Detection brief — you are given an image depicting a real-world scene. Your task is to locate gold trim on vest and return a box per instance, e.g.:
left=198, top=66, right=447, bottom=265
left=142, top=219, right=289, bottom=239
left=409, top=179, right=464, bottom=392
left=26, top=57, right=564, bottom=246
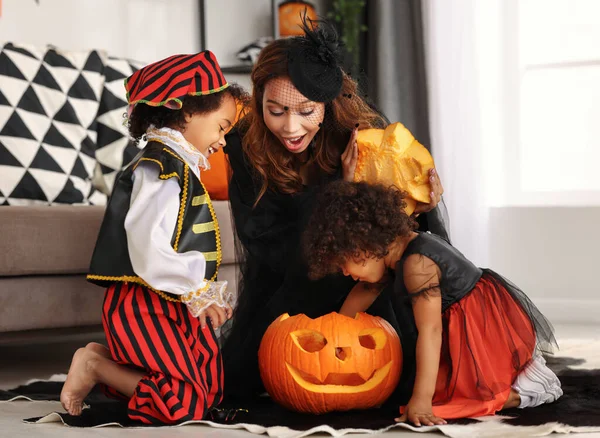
left=134, top=157, right=164, bottom=173
left=193, top=222, right=216, bottom=234
left=203, top=251, right=219, bottom=262
left=173, top=165, right=189, bottom=251
left=192, top=194, right=208, bottom=206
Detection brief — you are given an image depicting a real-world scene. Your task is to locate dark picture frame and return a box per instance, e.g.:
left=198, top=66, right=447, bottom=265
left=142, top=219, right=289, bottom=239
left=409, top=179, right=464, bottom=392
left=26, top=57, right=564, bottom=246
left=197, top=0, right=254, bottom=73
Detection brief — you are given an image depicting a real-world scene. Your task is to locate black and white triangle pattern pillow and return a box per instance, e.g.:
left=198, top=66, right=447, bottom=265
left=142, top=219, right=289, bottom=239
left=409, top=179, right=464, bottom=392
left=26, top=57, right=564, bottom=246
left=95, top=56, right=146, bottom=193
left=0, top=42, right=106, bottom=205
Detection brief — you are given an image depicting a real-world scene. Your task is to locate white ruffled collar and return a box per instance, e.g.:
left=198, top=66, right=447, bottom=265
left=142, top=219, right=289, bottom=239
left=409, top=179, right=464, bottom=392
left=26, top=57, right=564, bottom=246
left=145, top=126, right=211, bottom=173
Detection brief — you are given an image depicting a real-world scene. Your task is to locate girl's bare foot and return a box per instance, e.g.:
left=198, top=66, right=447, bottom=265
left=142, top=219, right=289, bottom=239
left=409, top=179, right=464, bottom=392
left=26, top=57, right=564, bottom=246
left=60, top=348, right=100, bottom=416
left=85, top=342, right=111, bottom=359
left=502, top=389, right=521, bottom=409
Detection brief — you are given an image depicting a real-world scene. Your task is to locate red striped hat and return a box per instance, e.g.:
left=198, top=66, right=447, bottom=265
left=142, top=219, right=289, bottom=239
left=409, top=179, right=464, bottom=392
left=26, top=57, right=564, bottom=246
left=125, top=51, right=229, bottom=109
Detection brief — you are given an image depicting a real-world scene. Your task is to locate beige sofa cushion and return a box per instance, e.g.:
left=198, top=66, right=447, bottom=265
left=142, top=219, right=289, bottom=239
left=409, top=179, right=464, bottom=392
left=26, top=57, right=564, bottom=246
left=0, top=206, right=105, bottom=276
left=0, top=201, right=236, bottom=277
left=0, top=265, right=238, bottom=333
left=211, top=200, right=236, bottom=265
left=0, top=275, right=105, bottom=332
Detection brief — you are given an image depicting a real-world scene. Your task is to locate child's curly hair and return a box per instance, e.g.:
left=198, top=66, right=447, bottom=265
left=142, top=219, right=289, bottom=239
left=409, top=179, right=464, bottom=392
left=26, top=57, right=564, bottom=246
left=303, top=181, right=418, bottom=280
left=128, top=83, right=249, bottom=144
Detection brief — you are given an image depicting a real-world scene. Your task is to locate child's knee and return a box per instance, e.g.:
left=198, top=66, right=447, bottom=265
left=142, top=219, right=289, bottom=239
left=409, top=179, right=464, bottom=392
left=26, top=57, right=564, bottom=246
left=85, top=342, right=112, bottom=359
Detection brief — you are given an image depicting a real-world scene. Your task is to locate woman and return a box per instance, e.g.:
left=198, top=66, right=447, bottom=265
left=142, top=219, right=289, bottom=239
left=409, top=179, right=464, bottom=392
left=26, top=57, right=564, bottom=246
left=221, top=17, right=445, bottom=402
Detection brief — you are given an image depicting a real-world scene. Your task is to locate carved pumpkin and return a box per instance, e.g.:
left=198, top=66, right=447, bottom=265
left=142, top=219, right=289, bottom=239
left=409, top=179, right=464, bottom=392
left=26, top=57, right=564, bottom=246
left=278, top=1, right=318, bottom=37
left=258, top=312, right=402, bottom=414
left=354, top=122, right=435, bottom=215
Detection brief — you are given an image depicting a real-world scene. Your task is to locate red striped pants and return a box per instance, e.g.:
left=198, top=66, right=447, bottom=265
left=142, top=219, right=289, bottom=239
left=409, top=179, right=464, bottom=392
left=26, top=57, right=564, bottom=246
left=101, top=283, right=223, bottom=424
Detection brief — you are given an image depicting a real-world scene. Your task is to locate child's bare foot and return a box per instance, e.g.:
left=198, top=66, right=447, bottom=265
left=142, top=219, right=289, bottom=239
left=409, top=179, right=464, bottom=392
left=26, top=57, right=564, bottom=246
left=85, top=342, right=111, bottom=359
left=60, top=347, right=100, bottom=416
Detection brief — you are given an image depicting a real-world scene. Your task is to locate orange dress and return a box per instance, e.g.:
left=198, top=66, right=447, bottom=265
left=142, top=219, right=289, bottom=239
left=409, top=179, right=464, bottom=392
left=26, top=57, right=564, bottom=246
left=395, top=232, right=556, bottom=419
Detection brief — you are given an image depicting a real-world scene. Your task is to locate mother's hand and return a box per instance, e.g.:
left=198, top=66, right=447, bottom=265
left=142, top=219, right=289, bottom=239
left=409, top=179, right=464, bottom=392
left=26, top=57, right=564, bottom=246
left=341, top=127, right=359, bottom=182
left=413, top=169, right=444, bottom=215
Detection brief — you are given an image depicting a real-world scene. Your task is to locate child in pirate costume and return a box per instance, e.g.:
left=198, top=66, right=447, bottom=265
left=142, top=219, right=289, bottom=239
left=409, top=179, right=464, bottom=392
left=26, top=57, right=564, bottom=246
left=59, top=51, right=248, bottom=424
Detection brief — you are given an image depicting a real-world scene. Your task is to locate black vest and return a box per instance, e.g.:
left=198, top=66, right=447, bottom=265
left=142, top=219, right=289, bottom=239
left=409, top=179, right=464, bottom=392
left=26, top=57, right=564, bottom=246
left=395, top=231, right=483, bottom=311
left=87, top=141, right=219, bottom=289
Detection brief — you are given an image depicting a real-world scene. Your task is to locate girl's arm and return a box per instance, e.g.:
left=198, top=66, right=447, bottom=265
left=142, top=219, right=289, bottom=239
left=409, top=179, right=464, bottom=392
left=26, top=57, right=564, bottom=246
left=339, top=281, right=387, bottom=317
left=397, top=254, right=446, bottom=426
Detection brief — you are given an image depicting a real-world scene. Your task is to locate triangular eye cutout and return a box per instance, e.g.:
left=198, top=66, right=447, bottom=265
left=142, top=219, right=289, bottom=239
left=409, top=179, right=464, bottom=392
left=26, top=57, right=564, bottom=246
left=291, top=330, right=327, bottom=353
left=278, top=313, right=290, bottom=322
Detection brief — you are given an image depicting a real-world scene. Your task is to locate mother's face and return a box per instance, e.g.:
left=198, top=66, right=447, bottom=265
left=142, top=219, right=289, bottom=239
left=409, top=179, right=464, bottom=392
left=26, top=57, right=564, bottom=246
left=262, top=77, right=325, bottom=155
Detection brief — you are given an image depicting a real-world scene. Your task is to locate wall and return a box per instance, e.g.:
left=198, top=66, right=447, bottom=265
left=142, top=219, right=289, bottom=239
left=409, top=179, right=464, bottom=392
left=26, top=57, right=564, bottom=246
left=206, top=0, right=326, bottom=89
left=0, top=0, right=326, bottom=90
left=488, top=206, right=600, bottom=324
left=0, top=0, right=199, bottom=64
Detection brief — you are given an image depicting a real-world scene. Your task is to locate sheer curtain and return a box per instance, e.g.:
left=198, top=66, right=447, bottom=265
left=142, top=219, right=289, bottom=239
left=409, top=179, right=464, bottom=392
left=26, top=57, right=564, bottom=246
left=421, top=0, right=495, bottom=267
left=343, top=0, right=494, bottom=261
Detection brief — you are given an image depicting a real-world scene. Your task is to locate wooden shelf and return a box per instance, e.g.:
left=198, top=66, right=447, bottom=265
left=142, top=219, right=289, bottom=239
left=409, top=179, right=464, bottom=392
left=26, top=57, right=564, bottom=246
left=222, top=65, right=253, bottom=74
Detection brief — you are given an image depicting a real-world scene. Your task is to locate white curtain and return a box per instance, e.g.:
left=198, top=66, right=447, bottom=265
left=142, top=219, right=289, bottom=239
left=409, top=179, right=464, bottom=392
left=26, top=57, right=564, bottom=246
left=421, top=0, right=498, bottom=267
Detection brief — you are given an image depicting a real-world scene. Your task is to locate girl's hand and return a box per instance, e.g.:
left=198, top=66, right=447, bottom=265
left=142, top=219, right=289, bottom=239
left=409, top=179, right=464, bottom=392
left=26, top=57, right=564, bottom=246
left=198, top=304, right=233, bottom=329
left=395, top=397, right=446, bottom=427
left=341, top=127, right=359, bottom=182
left=413, top=169, right=444, bottom=215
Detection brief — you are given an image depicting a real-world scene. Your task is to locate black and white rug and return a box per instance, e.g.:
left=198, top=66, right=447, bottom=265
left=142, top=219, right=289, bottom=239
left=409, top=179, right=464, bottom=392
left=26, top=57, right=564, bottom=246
left=2, top=340, right=600, bottom=437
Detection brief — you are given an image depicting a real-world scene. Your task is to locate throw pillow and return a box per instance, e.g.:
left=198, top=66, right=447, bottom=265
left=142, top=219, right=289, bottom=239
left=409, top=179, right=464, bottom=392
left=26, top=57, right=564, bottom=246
left=94, top=56, right=145, bottom=194
left=0, top=42, right=106, bottom=205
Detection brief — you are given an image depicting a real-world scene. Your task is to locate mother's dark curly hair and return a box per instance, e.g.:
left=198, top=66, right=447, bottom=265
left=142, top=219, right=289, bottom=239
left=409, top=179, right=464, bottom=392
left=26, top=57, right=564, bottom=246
left=303, top=181, right=417, bottom=280
left=128, top=83, right=249, bottom=144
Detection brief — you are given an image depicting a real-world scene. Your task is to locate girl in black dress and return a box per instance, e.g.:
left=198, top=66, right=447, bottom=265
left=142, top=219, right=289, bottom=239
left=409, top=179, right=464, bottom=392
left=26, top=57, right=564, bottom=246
left=302, top=181, right=562, bottom=425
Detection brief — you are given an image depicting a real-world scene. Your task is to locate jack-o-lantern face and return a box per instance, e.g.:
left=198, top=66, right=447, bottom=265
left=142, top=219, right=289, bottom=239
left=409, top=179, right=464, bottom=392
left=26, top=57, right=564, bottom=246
left=258, top=312, right=402, bottom=414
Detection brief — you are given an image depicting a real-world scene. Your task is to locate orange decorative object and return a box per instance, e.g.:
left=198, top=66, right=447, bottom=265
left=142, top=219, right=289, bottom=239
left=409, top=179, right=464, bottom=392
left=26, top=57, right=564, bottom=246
left=233, top=99, right=249, bottom=125
left=202, top=149, right=229, bottom=200
left=278, top=1, right=318, bottom=37
left=258, top=312, right=402, bottom=414
left=201, top=99, right=249, bottom=200
left=354, top=122, right=435, bottom=215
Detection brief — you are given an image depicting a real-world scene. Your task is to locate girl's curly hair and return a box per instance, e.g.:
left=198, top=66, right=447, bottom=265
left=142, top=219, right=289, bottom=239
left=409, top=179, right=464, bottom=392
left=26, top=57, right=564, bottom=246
left=303, top=181, right=417, bottom=280
left=128, top=83, right=249, bottom=144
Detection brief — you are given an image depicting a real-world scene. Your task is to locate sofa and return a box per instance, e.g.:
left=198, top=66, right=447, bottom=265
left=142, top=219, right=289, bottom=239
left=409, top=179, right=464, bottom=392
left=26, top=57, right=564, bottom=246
left=0, top=42, right=238, bottom=342
left=0, top=203, right=238, bottom=342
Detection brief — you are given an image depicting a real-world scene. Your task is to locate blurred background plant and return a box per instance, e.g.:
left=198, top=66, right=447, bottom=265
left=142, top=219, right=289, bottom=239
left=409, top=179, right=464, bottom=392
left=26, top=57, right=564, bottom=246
left=327, top=0, right=367, bottom=77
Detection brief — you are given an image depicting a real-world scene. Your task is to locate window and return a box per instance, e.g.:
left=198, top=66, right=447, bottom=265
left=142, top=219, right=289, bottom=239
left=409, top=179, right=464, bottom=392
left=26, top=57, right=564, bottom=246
left=505, top=0, right=600, bottom=205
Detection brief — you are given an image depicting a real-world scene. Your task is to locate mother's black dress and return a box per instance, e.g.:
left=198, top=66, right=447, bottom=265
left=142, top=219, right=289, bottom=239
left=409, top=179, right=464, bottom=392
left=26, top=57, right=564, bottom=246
left=220, top=125, right=450, bottom=405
